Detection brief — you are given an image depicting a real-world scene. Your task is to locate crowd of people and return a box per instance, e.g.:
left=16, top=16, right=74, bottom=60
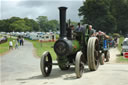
left=109, top=37, right=118, bottom=48
left=9, top=36, right=24, bottom=50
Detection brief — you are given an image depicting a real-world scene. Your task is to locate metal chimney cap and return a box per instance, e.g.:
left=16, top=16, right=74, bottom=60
left=59, top=7, right=67, bottom=10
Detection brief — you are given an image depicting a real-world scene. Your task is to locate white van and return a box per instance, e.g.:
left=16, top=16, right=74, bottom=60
left=29, top=33, right=39, bottom=40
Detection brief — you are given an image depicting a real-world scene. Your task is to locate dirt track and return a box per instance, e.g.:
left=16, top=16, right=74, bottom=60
left=0, top=41, right=128, bottom=85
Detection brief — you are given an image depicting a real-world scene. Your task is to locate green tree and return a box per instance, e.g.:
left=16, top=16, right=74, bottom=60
left=36, top=16, right=48, bottom=32
left=0, top=17, right=22, bottom=32
left=0, top=20, right=7, bottom=32
left=47, top=20, right=59, bottom=31
left=79, top=0, right=117, bottom=33
left=0, top=19, right=11, bottom=32
left=24, top=18, right=39, bottom=31
left=8, top=17, right=21, bottom=24
left=10, top=19, right=31, bottom=32
left=110, top=0, right=128, bottom=34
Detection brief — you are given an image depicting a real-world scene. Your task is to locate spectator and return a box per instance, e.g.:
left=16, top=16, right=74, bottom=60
left=15, top=41, right=19, bottom=49
left=9, top=41, right=13, bottom=50
left=21, top=37, right=24, bottom=46
left=114, top=37, right=117, bottom=43
left=111, top=39, right=115, bottom=47
left=19, top=38, right=22, bottom=46
left=114, top=37, right=118, bottom=47
left=17, top=37, right=20, bottom=43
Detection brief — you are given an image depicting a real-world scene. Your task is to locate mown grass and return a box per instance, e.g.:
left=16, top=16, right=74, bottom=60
left=117, top=36, right=128, bottom=62
left=0, top=37, right=16, bottom=55
left=27, top=39, right=57, bottom=60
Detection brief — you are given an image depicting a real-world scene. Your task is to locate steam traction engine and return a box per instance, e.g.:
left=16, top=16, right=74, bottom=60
left=40, top=7, right=101, bottom=78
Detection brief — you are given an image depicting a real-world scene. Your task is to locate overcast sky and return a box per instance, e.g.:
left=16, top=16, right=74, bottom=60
left=0, top=0, right=85, bottom=22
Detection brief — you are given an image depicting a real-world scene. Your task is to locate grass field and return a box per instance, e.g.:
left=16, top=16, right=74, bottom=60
left=28, top=39, right=57, bottom=60
left=0, top=37, right=16, bottom=55
left=117, top=36, right=128, bottom=62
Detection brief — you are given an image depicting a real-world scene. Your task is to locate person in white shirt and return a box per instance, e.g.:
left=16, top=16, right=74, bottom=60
left=9, top=41, right=13, bottom=50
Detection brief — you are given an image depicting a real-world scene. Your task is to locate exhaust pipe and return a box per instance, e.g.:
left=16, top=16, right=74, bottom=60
left=59, top=7, right=67, bottom=38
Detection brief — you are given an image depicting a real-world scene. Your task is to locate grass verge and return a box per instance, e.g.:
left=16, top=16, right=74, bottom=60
left=27, top=39, right=57, bottom=60
left=117, top=36, right=128, bottom=63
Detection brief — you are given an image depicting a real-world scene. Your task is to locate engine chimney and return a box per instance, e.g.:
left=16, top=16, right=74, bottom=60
left=59, top=7, right=67, bottom=38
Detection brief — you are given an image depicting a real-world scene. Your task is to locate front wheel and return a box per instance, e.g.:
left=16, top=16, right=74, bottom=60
left=75, top=51, right=84, bottom=78
left=105, top=51, right=110, bottom=62
left=40, top=51, right=52, bottom=77
left=87, top=37, right=100, bottom=71
left=99, top=53, right=105, bottom=65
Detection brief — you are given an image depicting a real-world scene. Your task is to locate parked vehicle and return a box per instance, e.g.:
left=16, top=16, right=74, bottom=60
left=29, top=33, right=39, bottom=40
left=121, top=38, right=128, bottom=55
left=125, top=34, right=128, bottom=38
left=0, top=36, right=8, bottom=44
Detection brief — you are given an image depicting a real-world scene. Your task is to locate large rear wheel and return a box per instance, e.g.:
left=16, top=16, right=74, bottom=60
left=87, top=37, right=99, bottom=71
left=75, top=51, right=84, bottom=78
left=40, top=51, right=52, bottom=77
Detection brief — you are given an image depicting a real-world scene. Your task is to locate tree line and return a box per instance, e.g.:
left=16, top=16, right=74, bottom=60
left=79, top=0, right=128, bottom=34
left=0, top=16, right=78, bottom=32
left=0, top=16, right=59, bottom=32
